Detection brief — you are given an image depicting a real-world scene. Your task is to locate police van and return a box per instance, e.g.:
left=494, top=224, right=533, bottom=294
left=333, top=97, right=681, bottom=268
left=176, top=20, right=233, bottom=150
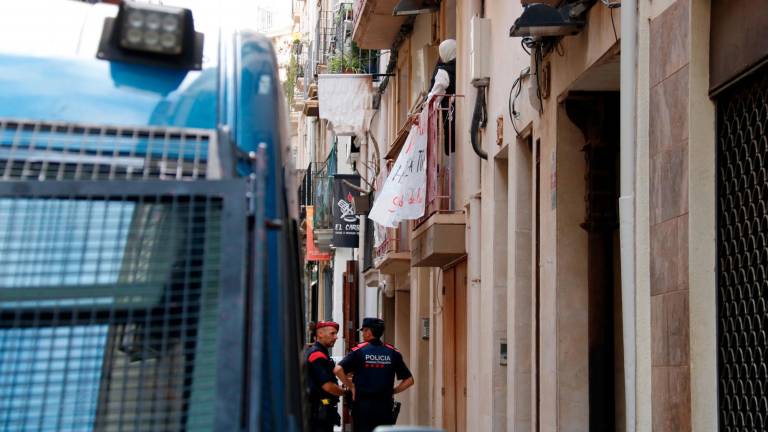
left=0, top=1, right=305, bottom=430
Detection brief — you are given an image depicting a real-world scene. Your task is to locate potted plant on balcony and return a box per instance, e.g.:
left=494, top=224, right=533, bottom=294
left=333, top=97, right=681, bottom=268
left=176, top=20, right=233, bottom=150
left=328, top=53, right=363, bottom=73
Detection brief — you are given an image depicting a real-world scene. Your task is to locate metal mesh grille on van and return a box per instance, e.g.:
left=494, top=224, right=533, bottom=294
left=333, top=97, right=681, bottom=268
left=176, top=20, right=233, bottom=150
left=0, top=119, right=213, bottom=181
left=0, top=190, right=224, bottom=431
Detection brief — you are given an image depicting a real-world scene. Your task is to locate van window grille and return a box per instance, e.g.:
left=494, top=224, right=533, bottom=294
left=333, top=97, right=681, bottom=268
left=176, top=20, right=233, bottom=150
left=717, top=67, right=768, bottom=431
left=0, top=120, right=213, bottom=181
left=0, top=184, right=237, bottom=431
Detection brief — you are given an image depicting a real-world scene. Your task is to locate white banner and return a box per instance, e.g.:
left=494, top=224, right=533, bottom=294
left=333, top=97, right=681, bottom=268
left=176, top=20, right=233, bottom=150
left=368, top=108, right=429, bottom=228
left=318, top=74, right=373, bottom=137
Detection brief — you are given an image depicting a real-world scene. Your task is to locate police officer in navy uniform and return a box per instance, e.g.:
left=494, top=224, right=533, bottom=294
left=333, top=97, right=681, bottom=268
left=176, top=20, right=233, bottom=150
left=334, top=317, right=414, bottom=432
left=305, top=321, right=345, bottom=432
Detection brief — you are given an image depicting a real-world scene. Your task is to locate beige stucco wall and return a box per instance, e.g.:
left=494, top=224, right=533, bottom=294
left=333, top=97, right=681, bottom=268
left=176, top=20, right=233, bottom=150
left=687, top=1, right=717, bottom=431
left=507, top=130, right=534, bottom=432
left=307, top=0, right=726, bottom=429
left=360, top=2, right=629, bottom=430
left=451, top=1, right=620, bottom=431
left=635, top=0, right=653, bottom=431
left=394, top=278, right=413, bottom=423
left=508, top=4, right=619, bottom=432
left=409, top=267, right=432, bottom=425
left=454, top=1, right=480, bottom=429
left=429, top=266, right=445, bottom=427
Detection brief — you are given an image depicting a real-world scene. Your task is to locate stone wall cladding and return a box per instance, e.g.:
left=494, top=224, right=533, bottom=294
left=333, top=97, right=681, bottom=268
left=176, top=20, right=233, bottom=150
left=648, top=0, right=692, bottom=431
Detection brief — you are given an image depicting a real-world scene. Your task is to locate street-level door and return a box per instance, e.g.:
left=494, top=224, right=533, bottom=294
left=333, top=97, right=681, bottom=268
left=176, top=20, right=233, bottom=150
left=565, top=92, right=623, bottom=431
left=443, top=259, right=467, bottom=432
left=717, top=65, right=768, bottom=431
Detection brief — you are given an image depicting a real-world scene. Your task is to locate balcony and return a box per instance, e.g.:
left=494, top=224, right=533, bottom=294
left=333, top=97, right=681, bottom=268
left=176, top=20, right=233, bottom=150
left=352, top=0, right=407, bottom=49
left=374, top=222, right=410, bottom=274
left=303, top=83, right=319, bottom=117
left=366, top=163, right=409, bottom=274
left=411, top=98, right=466, bottom=267
left=310, top=160, right=334, bottom=251
left=318, top=2, right=381, bottom=76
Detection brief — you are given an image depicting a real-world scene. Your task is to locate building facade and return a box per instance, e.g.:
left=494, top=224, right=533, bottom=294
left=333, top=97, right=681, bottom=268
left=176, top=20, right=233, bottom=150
left=286, top=0, right=768, bottom=431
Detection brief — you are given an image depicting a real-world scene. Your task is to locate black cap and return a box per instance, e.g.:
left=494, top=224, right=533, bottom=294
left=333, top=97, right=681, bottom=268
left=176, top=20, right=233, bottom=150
left=358, top=317, right=385, bottom=331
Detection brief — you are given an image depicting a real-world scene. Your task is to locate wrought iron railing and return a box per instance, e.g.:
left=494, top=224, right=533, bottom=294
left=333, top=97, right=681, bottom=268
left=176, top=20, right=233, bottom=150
left=309, top=160, right=334, bottom=230
left=318, top=2, right=379, bottom=76
left=374, top=222, right=410, bottom=261
left=362, top=216, right=375, bottom=271
left=372, top=161, right=409, bottom=261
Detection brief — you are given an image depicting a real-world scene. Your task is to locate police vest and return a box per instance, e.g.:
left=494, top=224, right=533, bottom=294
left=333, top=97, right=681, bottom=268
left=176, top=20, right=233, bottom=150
left=338, top=339, right=412, bottom=398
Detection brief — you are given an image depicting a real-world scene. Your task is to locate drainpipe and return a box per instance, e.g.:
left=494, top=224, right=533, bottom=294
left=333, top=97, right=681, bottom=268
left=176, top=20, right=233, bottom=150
left=619, top=1, right=637, bottom=431
left=463, top=0, right=483, bottom=427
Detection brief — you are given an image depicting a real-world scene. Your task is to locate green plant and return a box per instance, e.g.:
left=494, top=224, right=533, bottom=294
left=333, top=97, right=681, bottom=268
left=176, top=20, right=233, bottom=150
left=328, top=53, right=363, bottom=73
left=283, top=53, right=298, bottom=105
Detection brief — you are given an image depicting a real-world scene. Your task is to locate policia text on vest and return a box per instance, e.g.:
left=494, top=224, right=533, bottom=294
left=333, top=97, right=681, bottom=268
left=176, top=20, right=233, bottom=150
left=334, top=317, right=415, bottom=432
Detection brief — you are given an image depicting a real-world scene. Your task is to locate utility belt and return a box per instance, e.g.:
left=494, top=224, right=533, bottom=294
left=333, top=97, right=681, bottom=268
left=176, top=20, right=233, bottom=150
left=310, top=397, right=340, bottom=425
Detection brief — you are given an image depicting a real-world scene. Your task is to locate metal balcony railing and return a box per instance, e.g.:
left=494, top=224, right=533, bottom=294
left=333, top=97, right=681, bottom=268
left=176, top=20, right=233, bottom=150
left=374, top=222, right=410, bottom=261
left=416, top=97, right=459, bottom=227
left=297, top=166, right=311, bottom=219
left=371, top=161, right=409, bottom=261
left=317, top=2, right=379, bottom=77
left=362, top=216, right=374, bottom=271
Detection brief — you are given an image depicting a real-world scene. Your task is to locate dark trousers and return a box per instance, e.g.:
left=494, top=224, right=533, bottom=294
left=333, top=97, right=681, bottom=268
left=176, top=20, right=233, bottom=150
left=352, top=398, right=394, bottom=432
left=309, top=401, right=338, bottom=432
left=308, top=419, right=334, bottom=432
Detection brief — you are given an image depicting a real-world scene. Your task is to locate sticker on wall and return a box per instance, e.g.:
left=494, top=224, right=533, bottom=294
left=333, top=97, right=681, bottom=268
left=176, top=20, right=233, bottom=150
left=550, top=149, right=557, bottom=210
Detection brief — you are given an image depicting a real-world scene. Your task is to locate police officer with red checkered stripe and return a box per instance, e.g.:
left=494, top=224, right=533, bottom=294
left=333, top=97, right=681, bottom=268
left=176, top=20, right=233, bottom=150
left=334, top=317, right=414, bottom=432
left=305, top=321, right=345, bottom=432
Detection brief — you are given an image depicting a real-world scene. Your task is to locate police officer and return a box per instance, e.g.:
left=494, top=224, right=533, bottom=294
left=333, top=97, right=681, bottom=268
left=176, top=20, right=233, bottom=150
left=333, top=317, right=414, bottom=432
left=305, top=321, right=345, bottom=432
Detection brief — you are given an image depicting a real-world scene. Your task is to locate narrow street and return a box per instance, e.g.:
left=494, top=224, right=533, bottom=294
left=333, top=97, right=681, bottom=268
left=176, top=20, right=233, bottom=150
left=285, top=0, right=768, bottom=431
left=0, top=1, right=765, bottom=431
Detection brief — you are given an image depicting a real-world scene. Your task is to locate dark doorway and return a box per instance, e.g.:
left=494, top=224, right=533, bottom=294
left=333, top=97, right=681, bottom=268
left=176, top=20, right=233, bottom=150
left=565, top=92, right=623, bottom=432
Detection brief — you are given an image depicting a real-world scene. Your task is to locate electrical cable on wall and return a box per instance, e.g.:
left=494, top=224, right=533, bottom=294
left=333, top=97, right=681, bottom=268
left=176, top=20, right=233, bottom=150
left=508, top=67, right=530, bottom=136
left=601, top=0, right=622, bottom=43
left=377, top=17, right=416, bottom=95
left=533, top=44, right=544, bottom=114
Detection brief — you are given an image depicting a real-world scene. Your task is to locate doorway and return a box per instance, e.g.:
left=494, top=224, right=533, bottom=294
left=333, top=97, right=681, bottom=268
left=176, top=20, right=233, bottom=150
left=564, top=91, right=623, bottom=432
left=442, top=259, right=467, bottom=432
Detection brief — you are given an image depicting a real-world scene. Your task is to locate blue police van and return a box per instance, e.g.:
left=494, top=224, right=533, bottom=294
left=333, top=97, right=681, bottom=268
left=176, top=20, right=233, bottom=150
left=0, top=1, right=305, bottom=430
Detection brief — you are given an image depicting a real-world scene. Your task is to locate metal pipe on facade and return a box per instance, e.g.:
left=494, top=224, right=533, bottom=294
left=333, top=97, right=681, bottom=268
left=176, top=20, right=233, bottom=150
left=470, top=79, right=489, bottom=160
left=619, top=0, right=638, bottom=431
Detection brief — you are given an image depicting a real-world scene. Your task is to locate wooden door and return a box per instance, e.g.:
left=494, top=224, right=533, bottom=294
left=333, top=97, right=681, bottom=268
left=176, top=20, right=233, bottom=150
left=454, top=260, right=467, bottom=432
left=443, top=259, right=467, bottom=432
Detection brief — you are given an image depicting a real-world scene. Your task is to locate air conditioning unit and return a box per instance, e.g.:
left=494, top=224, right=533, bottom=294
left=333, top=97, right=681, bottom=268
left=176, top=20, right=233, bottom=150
left=314, top=228, right=334, bottom=251
left=470, top=16, right=491, bottom=82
